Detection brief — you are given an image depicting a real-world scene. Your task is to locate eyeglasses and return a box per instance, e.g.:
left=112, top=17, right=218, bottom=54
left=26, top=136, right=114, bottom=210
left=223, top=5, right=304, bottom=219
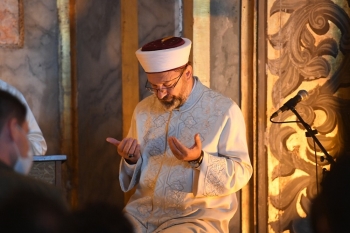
left=145, top=65, right=187, bottom=94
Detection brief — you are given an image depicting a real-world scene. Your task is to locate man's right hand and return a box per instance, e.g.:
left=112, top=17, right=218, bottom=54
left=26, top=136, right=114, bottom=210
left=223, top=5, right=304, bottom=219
left=106, top=137, right=141, bottom=164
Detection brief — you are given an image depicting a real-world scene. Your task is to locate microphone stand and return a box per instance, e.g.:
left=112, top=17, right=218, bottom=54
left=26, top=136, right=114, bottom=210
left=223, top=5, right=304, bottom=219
left=289, top=107, right=335, bottom=166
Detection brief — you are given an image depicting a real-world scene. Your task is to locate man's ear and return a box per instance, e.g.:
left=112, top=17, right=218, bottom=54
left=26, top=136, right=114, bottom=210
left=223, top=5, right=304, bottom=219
left=8, top=118, right=19, bottom=141
left=185, top=64, right=193, bottom=78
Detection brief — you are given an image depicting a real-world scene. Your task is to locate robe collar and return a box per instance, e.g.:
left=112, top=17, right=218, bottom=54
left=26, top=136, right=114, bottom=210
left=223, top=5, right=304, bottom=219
left=176, top=76, right=206, bottom=112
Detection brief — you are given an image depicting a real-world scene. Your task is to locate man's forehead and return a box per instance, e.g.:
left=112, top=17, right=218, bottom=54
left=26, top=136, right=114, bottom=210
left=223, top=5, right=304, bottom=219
left=147, top=70, right=177, bottom=83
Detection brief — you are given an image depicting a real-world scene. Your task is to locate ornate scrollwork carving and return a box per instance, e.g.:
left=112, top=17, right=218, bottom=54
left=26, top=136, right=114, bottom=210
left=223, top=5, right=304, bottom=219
left=267, top=0, right=350, bottom=232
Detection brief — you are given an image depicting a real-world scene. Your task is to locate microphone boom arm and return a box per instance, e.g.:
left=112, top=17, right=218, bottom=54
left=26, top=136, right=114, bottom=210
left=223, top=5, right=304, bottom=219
left=289, top=107, right=335, bottom=165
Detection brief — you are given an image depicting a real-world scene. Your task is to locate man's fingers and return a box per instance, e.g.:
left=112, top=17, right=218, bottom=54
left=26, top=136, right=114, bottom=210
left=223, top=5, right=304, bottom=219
left=168, top=137, right=187, bottom=156
left=127, top=140, right=139, bottom=156
left=174, top=140, right=187, bottom=154
left=168, top=137, right=180, bottom=154
left=170, top=134, right=201, bottom=153
left=116, top=138, right=141, bottom=157
left=106, top=137, right=120, bottom=146
left=107, top=137, right=140, bottom=163
left=194, top=133, right=202, bottom=149
left=168, top=134, right=203, bottom=161
left=119, top=138, right=134, bottom=155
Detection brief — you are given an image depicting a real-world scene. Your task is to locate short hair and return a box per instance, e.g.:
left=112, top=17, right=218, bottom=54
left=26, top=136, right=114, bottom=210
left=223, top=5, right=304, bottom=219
left=0, top=90, right=27, bottom=132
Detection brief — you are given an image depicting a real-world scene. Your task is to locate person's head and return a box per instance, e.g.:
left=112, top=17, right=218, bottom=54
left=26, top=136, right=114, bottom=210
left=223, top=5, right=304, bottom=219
left=0, top=90, right=32, bottom=174
left=136, top=36, right=193, bottom=111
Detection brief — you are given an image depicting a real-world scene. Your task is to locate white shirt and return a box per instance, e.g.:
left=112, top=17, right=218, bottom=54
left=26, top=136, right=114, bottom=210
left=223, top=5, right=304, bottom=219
left=0, top=80, right=47, bottom=155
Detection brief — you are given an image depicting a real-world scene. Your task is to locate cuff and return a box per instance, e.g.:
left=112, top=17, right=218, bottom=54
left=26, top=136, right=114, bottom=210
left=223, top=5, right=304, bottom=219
left=122, top=159, right=137, bottom=176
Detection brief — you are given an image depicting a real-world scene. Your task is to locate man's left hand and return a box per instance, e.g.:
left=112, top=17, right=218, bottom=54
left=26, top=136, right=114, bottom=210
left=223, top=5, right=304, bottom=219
left=168, top=133, right=202, bottom=161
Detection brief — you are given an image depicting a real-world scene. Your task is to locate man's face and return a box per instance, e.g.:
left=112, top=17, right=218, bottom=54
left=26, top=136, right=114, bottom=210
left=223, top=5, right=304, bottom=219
left=146, top=65, right=191, bottom=111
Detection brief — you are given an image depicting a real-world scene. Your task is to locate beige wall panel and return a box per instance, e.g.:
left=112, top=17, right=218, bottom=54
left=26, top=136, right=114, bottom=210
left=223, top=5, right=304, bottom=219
left=193, top=0, right=210, bottom=87
left=121, top=0, right=139, bottom=137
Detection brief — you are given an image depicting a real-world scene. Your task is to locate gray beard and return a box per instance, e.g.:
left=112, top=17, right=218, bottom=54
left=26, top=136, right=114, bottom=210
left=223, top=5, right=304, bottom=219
left=158, top=78, right=191, bottom=111
left=159, top=96, right=185, bottom=111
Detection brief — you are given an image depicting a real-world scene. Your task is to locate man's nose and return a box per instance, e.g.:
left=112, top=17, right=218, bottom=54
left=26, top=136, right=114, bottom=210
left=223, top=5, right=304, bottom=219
left=157, top=89, right=167, bottom=99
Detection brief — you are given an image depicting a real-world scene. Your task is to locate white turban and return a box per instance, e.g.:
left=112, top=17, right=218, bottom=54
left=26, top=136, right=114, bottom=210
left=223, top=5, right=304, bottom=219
left=135, top=37, right=192, bottom=73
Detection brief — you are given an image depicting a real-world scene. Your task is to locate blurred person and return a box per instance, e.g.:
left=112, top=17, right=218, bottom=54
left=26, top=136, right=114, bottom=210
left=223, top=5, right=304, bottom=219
left=310, top=155, right=350, bottom=233
left=71, top=202, right=134, bottom=233
left=0, top=190, right=71, bottom=233
left=0, top=79, right=47, bottom=155
left=107, top=36, right=252, bottom=232
left=0, top=90, right=68, bottom=207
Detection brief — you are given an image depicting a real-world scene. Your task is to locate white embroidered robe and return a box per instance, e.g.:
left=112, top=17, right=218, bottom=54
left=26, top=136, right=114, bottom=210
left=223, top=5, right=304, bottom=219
left=119, top=78, right=252, bottom=233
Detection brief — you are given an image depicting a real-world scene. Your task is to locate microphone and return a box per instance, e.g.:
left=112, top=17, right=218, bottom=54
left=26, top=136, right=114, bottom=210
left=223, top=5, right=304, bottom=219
left=270, top=90, right=309, bottom=119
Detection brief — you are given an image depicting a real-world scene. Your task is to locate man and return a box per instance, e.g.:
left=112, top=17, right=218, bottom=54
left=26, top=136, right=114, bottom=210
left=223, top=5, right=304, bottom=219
left=107, top=36, right=252, bottom=232
left=0, top=90, right=67, bottom=206
left=0, top=79, right=47, bottom=155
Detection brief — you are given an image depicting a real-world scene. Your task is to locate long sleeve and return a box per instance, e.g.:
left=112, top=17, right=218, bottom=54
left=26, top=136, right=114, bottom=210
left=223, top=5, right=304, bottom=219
left=194, top=103, right=252, bottom=197
left=119, top=110, right=142, bottom=192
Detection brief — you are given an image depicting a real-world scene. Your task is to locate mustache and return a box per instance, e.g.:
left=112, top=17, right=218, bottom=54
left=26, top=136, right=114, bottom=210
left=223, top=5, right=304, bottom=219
left=158, top=95, right=172, bottom=102
left=159, top=99, right=174, bottom=106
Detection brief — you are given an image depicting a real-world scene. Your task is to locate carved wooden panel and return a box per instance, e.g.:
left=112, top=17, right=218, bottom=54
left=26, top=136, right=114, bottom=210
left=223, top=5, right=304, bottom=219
left=266, top=0, right=350, bottom=232
left=29, top=161, right=56, bottom=185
